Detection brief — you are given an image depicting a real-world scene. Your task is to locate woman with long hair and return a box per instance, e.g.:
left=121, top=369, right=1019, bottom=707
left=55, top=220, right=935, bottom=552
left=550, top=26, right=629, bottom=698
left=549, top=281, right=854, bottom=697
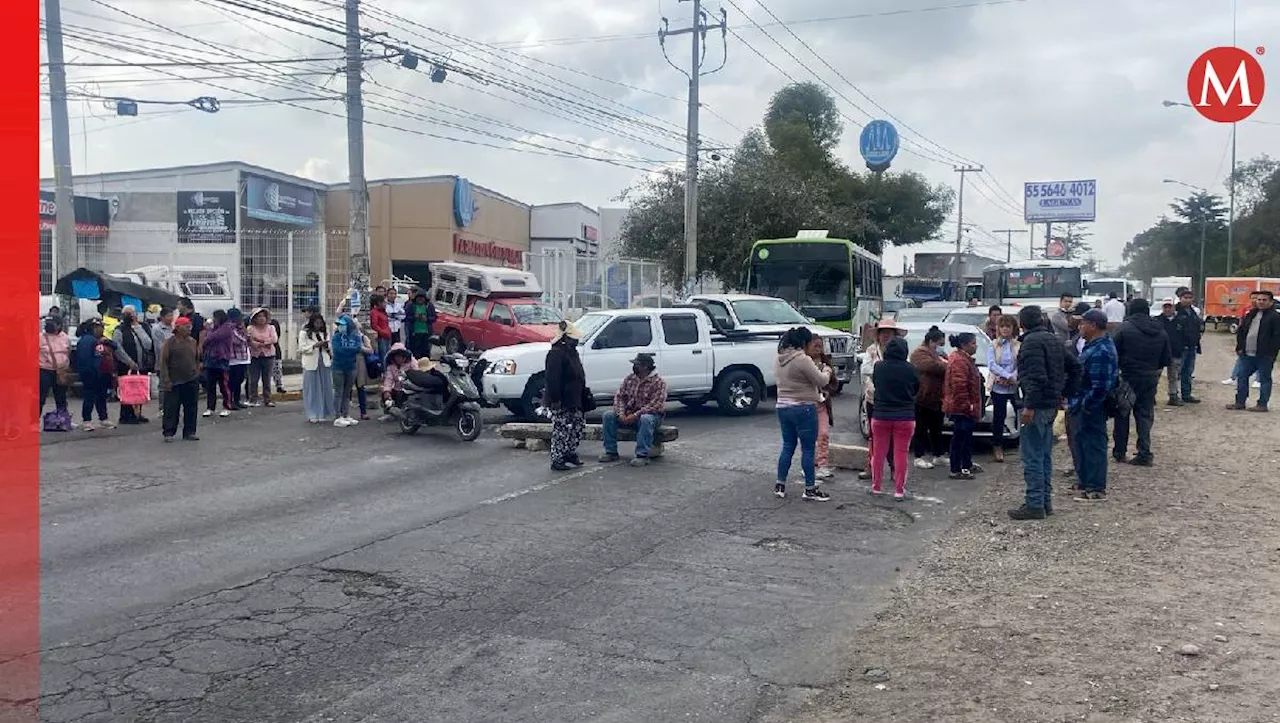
left=773, top=326, right=833, bottom=501
left=544, top=321, right=587, bottom=471
left=987, top=314, right=1021, bottom=462
left=870, top=337, right=920, bottom=500
left=298, top=312, right=335, bottom=423
left=909, top=325, right=948, bottom=469
left=943, top=331, right=983, bottom=480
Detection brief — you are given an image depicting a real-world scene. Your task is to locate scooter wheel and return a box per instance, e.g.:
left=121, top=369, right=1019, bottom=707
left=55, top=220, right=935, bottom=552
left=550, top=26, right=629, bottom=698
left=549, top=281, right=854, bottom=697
left=454, top=409, right=482, bottom=442
left=399, top=416, right=421, bottom=435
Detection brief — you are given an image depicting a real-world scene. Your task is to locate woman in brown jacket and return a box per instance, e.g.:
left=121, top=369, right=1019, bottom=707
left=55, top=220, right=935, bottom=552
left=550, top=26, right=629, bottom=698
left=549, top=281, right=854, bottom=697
left=909, top=326, right=948, bottom=469
left=942, top=331, right=983, bottom=480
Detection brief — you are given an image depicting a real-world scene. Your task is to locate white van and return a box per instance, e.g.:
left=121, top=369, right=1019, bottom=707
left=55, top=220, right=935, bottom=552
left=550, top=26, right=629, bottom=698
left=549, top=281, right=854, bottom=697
left=119, top=265, right=235, bottom=316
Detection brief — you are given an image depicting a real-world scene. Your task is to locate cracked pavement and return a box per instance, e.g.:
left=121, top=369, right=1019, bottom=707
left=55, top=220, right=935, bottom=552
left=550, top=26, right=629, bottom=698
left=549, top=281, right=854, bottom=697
left=23, top=397, right=986, bottom=722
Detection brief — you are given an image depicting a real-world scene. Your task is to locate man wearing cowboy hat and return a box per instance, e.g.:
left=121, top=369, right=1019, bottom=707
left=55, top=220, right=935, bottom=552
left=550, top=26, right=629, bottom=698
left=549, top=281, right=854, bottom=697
left=599, top=352, right=668, bottom=467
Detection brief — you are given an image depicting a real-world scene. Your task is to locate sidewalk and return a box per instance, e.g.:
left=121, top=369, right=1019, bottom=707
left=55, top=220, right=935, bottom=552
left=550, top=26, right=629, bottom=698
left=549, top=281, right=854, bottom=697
left=783, top=337, right=1280, bottom=723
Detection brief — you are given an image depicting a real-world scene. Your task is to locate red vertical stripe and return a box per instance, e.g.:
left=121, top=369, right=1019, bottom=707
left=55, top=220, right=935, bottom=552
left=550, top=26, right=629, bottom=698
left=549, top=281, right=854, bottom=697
left=0, top=0, right=41, bottom=719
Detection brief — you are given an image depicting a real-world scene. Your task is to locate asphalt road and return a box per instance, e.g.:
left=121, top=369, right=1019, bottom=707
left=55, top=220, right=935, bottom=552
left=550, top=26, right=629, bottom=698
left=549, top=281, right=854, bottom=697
left=28, top=393, right=989, bottom=723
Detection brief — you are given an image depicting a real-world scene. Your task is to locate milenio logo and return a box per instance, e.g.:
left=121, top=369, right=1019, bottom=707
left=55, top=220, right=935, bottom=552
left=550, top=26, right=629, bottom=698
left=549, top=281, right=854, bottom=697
left=1187, top=46, right=1266, bottom=123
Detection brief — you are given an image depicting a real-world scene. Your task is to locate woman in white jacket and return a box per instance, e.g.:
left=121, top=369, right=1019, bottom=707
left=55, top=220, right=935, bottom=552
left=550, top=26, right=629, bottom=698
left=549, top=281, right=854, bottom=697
left=298, top=312, right=336, bottom=423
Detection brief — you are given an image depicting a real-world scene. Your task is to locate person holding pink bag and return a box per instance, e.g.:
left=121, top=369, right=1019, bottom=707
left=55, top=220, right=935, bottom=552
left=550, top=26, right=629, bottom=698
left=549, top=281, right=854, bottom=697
left=868, top=337, right=920, bottom=500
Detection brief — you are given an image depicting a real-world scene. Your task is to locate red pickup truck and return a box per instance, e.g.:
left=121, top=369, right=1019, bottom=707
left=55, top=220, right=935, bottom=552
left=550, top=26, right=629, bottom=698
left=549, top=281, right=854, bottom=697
left=436, top=296, right=565, bottom=354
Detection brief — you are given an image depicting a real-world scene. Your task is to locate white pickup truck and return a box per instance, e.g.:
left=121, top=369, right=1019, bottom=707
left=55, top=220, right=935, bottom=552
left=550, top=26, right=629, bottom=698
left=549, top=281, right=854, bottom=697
left=686, top=293, right=857, bottom=389
left=480, top=307, right=781, bottom=419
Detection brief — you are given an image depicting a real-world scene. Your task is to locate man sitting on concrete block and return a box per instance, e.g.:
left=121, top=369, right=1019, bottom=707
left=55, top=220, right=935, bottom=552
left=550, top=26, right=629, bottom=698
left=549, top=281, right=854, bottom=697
left=599, top=352, right=668, bottom=467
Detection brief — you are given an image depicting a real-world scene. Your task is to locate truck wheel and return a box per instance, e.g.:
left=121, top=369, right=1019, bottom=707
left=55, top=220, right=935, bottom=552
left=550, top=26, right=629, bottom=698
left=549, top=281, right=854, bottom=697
left=715, top=370, right=761, bottom=416
left=857, top=397, right=871, bottom=440
left=518, top=375, right=546, bottom=420
left=1228, top=322, right=1239, bottom=335
left=442, top=329, right=464, bottom=355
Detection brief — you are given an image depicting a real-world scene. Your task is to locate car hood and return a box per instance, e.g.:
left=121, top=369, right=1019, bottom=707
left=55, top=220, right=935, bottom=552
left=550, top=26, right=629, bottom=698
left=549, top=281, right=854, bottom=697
left=524, top=324, right=561, bottom=340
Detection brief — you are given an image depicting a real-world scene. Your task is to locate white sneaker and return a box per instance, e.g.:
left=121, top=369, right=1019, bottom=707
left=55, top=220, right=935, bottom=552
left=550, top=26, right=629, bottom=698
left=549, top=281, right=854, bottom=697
left=815, top=467, right=834, bottom=480
left=202, top=410, right=213, bottom=418
left=218, top=409, right=231, bottom=417
left=1221, top=378, right=1236, bottom=386
left=1253, top=380, right=1263, bottom=389
left=333, top=417, right=350, bottom=428
left=346, top=416, right=359, bottom=425
left=914, top=457, right=934, bottom=470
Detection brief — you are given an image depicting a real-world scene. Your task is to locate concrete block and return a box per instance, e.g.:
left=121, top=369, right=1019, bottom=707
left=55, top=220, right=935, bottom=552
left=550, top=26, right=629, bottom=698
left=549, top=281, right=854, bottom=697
left=829, top=442, right=869, bottom=471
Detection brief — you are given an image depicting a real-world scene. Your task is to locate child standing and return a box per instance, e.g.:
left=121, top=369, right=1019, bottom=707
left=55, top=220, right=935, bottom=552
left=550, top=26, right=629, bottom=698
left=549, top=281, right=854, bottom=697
left=813, top=350, right=838, bottom=480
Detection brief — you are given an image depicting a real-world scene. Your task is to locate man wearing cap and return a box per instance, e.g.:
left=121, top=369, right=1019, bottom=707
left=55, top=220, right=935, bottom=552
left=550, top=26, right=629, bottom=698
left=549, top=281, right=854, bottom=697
left=158, top=316, right=201, bottom=442
left=600, top=353, right=668, bottom=467
left=1112, top=298, right=1171, bottom=465
left=1157, top=298, right=1189, bottom=406
left=1069, top=309, right=1118, bottom=501
left=1060, top=301, right=1093, bottom=479
left=1173, top=287, right=1203, bottom=404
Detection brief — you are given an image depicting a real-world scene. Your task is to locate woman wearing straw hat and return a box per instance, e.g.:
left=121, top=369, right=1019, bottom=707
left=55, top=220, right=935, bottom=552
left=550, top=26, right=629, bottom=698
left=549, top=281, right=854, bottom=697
left=545, top=320, right=589, bottom=471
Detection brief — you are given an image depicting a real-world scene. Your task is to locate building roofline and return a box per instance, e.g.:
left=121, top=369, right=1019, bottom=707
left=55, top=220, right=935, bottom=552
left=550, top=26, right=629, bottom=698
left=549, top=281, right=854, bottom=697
left=39, top=160, right=328, bottom=189
left=531, top=201, right=598, bottom=215
left=329, top=174, right=530, bottom=209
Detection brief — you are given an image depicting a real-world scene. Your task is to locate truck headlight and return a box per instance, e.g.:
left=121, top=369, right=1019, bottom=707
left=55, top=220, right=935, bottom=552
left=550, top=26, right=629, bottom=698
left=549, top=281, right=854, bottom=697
left=487, top=359, right=517, bottom=375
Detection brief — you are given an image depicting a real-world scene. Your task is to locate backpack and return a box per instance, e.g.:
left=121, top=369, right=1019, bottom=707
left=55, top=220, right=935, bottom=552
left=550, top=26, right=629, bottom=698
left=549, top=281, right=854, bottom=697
left=43, top=408, right=73, bottom=432
left=364, top=351, right=385, bottom=379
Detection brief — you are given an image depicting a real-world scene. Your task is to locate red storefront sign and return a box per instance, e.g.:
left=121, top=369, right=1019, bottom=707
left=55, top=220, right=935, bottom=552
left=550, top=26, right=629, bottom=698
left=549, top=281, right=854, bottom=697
left=582, top=224, right=598, bottom=242
left=453, top=234, right=523, bottom=266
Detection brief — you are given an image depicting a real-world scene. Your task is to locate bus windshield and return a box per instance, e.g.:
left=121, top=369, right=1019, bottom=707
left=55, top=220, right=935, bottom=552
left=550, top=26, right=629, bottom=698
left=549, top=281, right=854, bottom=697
left=748, top=243, right=852, bottom=322
left=1004, top=267, right=1082, bottom=299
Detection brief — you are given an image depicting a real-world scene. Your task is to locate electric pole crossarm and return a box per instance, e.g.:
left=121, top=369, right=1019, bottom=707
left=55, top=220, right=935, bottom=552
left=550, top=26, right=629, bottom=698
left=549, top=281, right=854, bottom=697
left=992, top=228, right=1028, bottom=263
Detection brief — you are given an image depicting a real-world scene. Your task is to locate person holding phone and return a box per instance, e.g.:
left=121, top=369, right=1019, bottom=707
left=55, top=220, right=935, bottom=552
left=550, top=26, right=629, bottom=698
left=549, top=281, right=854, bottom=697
left=299, top=312, right=336, bottom=423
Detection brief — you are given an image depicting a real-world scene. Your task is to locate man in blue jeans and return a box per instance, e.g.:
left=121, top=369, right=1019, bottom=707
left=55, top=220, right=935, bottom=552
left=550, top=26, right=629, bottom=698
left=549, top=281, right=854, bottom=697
left=1069, top=310, right=1118, bottom=501
left=1228, top=290, right=1279, bottom=413
left=599, top=353, right=668, bottom=467
left=1010, top=306, right=1080, bottom=520
left=1174, top=287, right=1203, bottom=404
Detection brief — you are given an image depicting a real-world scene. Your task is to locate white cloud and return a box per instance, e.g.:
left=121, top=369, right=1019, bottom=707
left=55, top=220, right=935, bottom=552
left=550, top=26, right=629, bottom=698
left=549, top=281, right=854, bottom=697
left=41, top=0, right=1280, bottom=272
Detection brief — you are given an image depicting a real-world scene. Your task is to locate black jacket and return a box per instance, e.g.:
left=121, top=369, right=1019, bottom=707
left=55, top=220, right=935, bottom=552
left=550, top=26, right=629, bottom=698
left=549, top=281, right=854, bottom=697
left=870, top=338, right=919, bottom=420
left=1158, top=313, right=1188, bottom=357
left=544, top=339, right=586, bottom=411
left=1236, top=308, right=1280, bottom=359
left=1114, top=312, right=1172, bottom=379
left=1176, top=304, right=1203, bottom=352
left=1017, top=321, right=1079, bottom=410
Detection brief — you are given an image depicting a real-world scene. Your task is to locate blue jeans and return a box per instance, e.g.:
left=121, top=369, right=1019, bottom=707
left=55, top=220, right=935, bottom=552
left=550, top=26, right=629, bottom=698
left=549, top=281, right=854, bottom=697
left=777, top=404, right=819, bottom=487
left=1020, top=408, right=1056, bottom=511
left=1069, top=404, right=1109, bottom=493
left=602, top=410, right=659, bottom=457
left=377, top=338, right=391, bottom=362
left=948, top=415, right=976, bottom=473
left=1237, top=355, right=1275, bottom=408
left=1179, top=348, right=1196, bottom=400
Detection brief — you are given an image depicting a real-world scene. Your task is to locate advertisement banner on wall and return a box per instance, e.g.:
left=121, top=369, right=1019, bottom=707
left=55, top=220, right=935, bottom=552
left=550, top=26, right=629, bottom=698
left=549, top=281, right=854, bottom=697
left=38, top=190, right=111, bottom=235
left=453, top=234, right=522, bottom=266
left=244, top=173, right=316, bottom=226
left=176, top=190, right=237, bottom=243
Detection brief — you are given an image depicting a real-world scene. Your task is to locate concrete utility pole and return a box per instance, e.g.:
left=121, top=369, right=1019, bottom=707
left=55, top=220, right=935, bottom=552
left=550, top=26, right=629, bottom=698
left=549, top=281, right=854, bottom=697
left=950, top=165, right=982, bottom=299
left=660, top=0, right=726, bottom=294
left=345, top=0, right=370, bottom=313
left=1227, top=122, right=1236, bottom=275
left=992, top=228, right=1028, bottom=263
left=44, top=0, right=79, bottom=283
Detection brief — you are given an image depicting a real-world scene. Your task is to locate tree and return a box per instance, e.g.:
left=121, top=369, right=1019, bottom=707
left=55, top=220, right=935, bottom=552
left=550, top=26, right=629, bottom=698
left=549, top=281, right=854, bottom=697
left=1229, top=154, right=1279, bottom=215
left=1118, top=191, right=1228, bottom=285
left=617, top=83, right=953, bottom=289
left=1233, top=164, right=1280, bottom=275
left=763, top=82, right=842, bottom=174
left=1048, top=222, right=1094, bottom=262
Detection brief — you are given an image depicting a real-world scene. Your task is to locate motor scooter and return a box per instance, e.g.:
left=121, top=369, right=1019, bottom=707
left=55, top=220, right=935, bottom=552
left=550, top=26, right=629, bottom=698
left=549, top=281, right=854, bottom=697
left=386, top=352, right=484, bottom=441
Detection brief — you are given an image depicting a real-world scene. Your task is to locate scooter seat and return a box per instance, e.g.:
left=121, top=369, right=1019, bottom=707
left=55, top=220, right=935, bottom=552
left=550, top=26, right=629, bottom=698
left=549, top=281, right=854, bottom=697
left=404, top=369, right=444, bottom=389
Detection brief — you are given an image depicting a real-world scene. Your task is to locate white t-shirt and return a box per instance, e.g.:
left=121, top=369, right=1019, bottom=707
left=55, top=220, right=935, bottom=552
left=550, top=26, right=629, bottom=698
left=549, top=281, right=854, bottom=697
left=386, top=298, right=405, bottom=334
left=1103, top=298, right=1127, bottom=323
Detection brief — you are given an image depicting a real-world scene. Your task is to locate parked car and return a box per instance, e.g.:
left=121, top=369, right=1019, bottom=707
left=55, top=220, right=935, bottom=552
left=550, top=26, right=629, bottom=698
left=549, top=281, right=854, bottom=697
left=942, top=307, right=992, bottom=329
left=481, top=308, right=779, bottom=419
left=686, top=293, right=857, bottom=388
left=854, top=321, right=1018, bottom=443
left=429, top=262, right=566, bottom=354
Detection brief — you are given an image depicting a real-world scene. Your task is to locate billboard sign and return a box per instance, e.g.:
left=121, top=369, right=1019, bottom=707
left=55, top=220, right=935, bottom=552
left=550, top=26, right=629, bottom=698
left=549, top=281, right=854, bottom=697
left=1024, top=179, right=1096, bottom=223
left=859, top=120, right=899, bottom=172
left=177, top=191, right=237, bottom=243
left=244, top=173, right=316, bottom=226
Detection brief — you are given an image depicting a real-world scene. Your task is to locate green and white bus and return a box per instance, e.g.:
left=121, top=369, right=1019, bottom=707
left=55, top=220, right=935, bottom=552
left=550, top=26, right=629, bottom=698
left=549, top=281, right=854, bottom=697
left=746, top=234, right=884, bottom=342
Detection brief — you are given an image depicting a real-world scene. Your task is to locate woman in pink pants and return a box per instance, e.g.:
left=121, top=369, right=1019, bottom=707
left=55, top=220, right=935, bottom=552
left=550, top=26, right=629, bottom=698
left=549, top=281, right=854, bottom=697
left=869, top=337, right=920, bottom=499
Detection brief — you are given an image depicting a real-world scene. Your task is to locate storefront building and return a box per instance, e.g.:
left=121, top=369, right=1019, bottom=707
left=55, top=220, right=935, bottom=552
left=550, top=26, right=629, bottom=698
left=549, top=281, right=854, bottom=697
left=38, top=190, right=112, bottom=294
left=325, top=175, right=531, bottom=291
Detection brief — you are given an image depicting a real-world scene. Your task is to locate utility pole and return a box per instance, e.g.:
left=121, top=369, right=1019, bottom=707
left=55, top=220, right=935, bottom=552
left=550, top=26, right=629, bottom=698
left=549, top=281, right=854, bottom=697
left=345, top=0, right=370, bottom=315
left=1227, top=122, right=1236, bottom=275
left=992, top=228, right=1028, bottom=263
left=950, top=165, right=982, bottom=299
left=659, top=1, right=726, bottom=294
left=44, top=0, right=79, bottom=284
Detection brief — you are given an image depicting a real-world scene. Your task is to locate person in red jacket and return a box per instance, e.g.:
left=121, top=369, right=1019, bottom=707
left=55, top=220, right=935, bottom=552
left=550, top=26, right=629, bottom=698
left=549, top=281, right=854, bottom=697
left=369, top=294, right=393, bottom=362
left=942, top=331, right=983, bottom=480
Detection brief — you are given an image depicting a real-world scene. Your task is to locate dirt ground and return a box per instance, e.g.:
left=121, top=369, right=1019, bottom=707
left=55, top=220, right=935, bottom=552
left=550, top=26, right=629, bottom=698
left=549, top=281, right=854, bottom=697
left=787, top=335, right=1280, bottom=723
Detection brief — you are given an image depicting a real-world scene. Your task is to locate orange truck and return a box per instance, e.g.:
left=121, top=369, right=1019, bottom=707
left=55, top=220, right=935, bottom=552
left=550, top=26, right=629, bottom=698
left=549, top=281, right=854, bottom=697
left=1204, top=277, right=1280, bottom=333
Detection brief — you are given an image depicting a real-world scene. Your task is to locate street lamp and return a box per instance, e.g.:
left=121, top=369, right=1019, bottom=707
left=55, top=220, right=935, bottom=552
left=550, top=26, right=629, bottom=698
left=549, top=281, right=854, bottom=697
left=1162, top=99, right=1236, bottom=275
left=1163, top=178, right=1209, bottom=291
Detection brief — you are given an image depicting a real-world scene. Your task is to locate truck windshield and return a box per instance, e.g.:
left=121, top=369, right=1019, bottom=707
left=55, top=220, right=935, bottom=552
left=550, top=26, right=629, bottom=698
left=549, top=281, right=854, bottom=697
left=573, top=313, right=611, bottom=339
left=730, top=299, right=810, bottom=324
left=511, top=303, right=564, bottom=325
left=748, top=243, right=851, bottom=322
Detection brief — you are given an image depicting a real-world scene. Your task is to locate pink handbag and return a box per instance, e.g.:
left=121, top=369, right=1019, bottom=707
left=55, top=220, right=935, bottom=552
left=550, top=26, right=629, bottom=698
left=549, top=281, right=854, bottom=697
left=118, top=372, right=152, bottom=405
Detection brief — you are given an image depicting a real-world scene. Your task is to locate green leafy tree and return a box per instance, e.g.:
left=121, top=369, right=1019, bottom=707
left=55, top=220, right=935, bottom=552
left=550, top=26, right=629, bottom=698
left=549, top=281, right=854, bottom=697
left=763, top=82, right=842, bottom=174
left=1119, top=191, right=1229, bottom=286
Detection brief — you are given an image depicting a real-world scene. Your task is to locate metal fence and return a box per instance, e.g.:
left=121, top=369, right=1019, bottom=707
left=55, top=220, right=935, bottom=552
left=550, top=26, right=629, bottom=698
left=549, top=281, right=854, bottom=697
left=523, top=249, right=671, bottom=319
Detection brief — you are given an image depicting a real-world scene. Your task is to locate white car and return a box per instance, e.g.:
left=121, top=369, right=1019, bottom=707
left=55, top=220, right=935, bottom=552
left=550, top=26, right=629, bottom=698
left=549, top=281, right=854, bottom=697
left=855, top=321, right=1019, bottom=443
left=481, top=308, right=780, bottom=419
left=686, top=293, right=858, bottom=386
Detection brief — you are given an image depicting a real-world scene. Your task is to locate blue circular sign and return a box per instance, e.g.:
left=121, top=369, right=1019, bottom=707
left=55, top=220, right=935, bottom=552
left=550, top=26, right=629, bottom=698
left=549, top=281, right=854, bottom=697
left=453, top=177, right=477, bottom=227
left=859, top=120, right=899, bottom=170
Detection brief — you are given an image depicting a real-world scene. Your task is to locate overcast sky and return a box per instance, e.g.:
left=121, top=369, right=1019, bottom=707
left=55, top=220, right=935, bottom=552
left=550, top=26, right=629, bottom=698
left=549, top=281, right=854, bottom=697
left=40, top=0, right=1280, bottom=272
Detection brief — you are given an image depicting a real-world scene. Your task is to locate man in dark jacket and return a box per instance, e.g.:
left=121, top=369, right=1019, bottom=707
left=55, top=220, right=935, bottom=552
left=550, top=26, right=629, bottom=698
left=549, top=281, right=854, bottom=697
left=1010, top=306, right=1082, bottom=521
left=1157, top=299, right=1189, bottom=406
left=1112, top=299, right=1172, bottom=465
left=1229, top=290, right=1279, bottom=412
left=1173, top=287, right=1203, bottom=404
